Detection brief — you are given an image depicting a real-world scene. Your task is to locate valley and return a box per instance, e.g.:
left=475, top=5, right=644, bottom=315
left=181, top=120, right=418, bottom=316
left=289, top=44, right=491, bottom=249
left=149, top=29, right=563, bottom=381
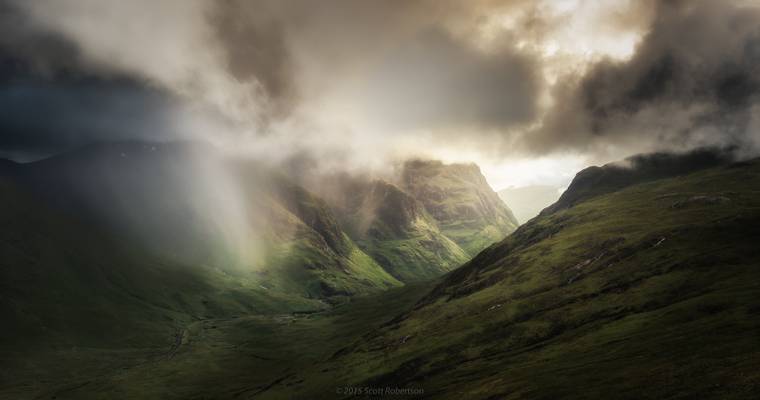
left=4, top=2, right=760, bottom=398
left=1, top=146, right=759, bottom=399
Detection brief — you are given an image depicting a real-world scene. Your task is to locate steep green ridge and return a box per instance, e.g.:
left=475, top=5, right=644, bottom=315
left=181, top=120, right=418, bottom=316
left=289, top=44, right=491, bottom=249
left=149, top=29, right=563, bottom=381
left=5, top=142, right=400, bottom=301
left=543, top=148, right=732, bottom=215
left=250, top=176, right=402, bottom=299
left=401, top=159, right=519, bottom=255
left=290, top=157, right=760, bottom=399
left=320, top=177, right=470, bottom=282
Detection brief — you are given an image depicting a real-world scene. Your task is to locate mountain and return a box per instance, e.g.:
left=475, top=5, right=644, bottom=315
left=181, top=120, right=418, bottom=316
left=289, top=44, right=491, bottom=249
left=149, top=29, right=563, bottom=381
left=3, top=150, right=759, bottom=399
left=283, top=156, right=759, bottom=399
left=498, top=185, right=561, bottom=224
left=317, top=176, right=470, bottom=282
left=3, top=142, right=400, bottom=302
left=312, top=160, right=518, bottom=283
left=400, top=159, right=519, bottom=255
left=542, top=148, right=732, bottom=215
left=7, top=144, right=519, bottom=298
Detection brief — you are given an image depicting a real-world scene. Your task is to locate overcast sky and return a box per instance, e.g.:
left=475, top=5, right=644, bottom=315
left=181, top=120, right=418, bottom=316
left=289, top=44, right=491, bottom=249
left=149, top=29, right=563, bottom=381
left=2, top=0, right=759, bottom=188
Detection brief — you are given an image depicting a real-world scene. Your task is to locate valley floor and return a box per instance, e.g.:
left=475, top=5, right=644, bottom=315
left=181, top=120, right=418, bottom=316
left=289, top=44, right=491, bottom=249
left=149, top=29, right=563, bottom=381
left=0, top=285, right=428, bottom=400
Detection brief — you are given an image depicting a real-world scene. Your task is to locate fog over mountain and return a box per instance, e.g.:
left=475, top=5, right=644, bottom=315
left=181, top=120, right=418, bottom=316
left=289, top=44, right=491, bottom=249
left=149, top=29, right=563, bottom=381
left=4, top=2, right=760, bottom=398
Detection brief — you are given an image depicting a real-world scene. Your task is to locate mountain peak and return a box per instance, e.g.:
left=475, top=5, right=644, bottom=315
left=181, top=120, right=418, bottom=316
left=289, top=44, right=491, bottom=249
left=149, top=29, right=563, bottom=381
left=400, top=158, right=518, bottom=255
left=542, top=148, right=734, bottom=215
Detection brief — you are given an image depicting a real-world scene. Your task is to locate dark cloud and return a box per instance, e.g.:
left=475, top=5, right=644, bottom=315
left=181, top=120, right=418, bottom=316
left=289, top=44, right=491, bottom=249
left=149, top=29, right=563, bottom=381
left=210, top=0, right=297, bottom=117
left=0, top=77, right=181, bottom=160
left=0, top=1, right=81, bottom=79
left=209, top=0, right=541, bottom=131
left=532, top=0, right=760, bottom=156
left=361, top=28, right=540, bottom=131
left=0, top=1, right=196, bottom=160
left=3, top=0, right=760, bottom=166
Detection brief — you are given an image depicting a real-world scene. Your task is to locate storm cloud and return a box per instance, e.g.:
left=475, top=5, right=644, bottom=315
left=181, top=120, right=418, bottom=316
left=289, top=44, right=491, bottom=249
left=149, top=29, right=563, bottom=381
left=533, top=0, right=760, bottom=158
left=2, top=0, right=760, bottom=167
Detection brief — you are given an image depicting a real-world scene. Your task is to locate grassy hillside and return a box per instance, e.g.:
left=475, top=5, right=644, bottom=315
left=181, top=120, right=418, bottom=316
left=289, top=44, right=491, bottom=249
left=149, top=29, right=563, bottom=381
left=401, top=159, right=519, bottom=255
left=249, top=175, right=402, bottom=299
left=0, top=174, right=325, bottom=396
left=271, top=157, right=760, bottom=399
left=0, top=285, right=428, bottom=400
left=3, top=155, right=759, bottom=399
left=5, top=143, right=401, bottom=301
left=323, top=178, right=470, bottom=282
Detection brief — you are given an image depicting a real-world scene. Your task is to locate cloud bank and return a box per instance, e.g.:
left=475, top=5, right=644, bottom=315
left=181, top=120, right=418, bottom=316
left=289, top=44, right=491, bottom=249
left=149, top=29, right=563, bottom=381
left=2, top=0, right=760, bottom=168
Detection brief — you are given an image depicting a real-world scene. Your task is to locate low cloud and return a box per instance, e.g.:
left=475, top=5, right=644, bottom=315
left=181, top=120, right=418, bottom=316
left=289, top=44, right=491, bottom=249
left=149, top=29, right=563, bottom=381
left=532, top=0, right=760, bottom=159
left=2, top=0, right=760, bottom=169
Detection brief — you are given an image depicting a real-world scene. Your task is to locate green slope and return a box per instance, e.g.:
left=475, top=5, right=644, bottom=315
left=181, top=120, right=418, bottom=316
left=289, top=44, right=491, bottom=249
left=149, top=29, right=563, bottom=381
left=3, top=155, right=759, bottom=399
left=294, top=157, right=760, bottom=399
left=0, top=173, right=325, bottom=396
left=324, top=178, right=470, bottom=282
left=5, top=143, right=400, bottom=302
left=248, top=175, right=402, bottom=299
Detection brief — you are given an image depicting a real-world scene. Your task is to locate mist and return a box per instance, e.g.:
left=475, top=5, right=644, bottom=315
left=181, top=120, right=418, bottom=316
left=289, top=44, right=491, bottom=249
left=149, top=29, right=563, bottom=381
left=2, top=0, right=760, bottom=223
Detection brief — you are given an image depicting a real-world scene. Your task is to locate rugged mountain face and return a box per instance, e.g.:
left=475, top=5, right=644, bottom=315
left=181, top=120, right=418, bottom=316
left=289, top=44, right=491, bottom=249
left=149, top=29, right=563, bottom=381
left=498, top=185, right=561, bottom=224
left=276, top=157, right=760, bottom=399
left=319, top=177, right=469, bottom=282
left=1, top=143, right=523, bottom=305
left=401, top=159, right=519, bottom=255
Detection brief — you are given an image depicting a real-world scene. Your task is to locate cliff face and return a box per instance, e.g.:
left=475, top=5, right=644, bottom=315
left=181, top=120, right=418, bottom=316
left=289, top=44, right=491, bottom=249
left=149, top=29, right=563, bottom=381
left=400, top=159, right=519, bottom=255
left=319, top=177, right=469, bottom=282
left=308, top=159, right=520, bottom=283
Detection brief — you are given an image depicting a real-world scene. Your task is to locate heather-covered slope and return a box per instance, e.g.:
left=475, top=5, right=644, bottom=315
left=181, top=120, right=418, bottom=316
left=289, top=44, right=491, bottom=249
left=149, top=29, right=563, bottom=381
left=401, top=159, right=519, bottom=255
left=275, top=157, right=760, bottom=399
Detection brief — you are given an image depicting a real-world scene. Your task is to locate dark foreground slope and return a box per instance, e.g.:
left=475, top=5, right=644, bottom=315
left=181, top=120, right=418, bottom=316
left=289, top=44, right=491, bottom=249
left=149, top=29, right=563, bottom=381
left=271, top=157, right=760, bottom=399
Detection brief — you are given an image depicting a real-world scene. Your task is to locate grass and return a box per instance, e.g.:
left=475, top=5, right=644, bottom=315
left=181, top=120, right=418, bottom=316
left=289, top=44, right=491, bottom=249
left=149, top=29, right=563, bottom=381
left=356, top=216, right=470, bottom=283
left=267, top=159, right=760, bottom=399
left=4, top=160, right=760, bottom=399
left=0, top=285, right=429, bottom=399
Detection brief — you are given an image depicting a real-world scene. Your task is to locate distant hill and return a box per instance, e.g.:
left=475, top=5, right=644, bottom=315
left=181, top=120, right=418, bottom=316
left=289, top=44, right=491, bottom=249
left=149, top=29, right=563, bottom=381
left=498, top=185, right=561, bottom=224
